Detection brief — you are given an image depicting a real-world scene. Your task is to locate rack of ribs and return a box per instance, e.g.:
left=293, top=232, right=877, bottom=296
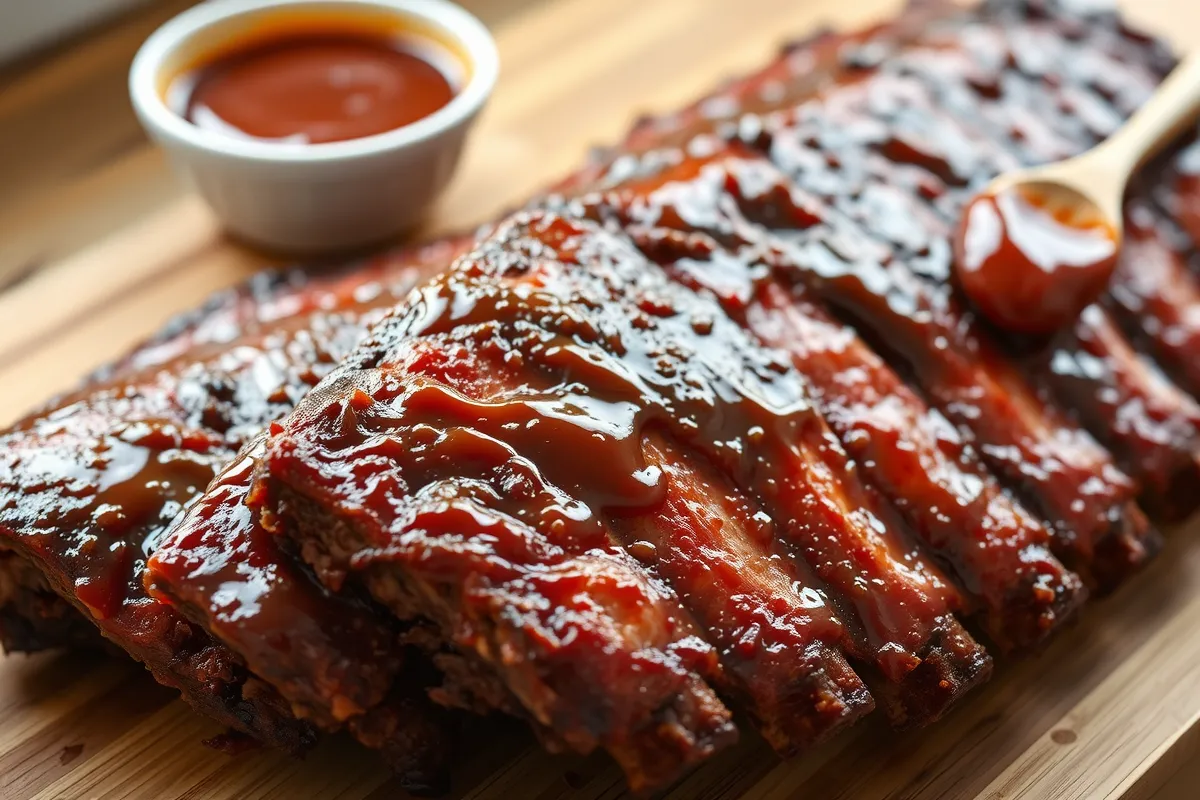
left=252, top=212, right=988, bottom=782
left=562, top=140, right=1084, bottom=653
left=0, top=238, right=469, bottom=790
left=2, top=0, right=1200, bottom=794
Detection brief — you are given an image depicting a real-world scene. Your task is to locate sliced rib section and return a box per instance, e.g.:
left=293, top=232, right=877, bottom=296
left=1032, top=304, right=1200, bottom=522
left=256, top=211, right=995, bottom=776
left=565, top=143, right=1085, bottom=652
left=614, top=432, right=872, bottom=751
left=0, top=391, right=312, bottom=753
left=146, top=437, right=453, bottom=793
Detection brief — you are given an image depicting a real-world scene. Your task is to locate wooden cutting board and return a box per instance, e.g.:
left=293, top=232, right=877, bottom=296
left=3, top=0, right=1200, bottom=797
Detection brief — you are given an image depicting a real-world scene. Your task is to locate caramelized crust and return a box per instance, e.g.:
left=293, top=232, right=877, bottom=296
left=0, top=241, right=463, bottom=776
left=566, top=143, right=1085, bottom=652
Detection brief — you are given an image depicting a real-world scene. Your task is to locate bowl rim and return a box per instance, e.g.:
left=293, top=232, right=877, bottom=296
left=129, top=0, right=498, bottom=164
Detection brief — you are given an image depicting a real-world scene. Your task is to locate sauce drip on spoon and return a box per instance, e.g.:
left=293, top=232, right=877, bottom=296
left=954, top=184, right=1119, bottom=336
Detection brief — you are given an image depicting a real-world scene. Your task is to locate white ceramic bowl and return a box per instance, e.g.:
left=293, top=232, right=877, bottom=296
left=129, top=0, right=497, bottom=254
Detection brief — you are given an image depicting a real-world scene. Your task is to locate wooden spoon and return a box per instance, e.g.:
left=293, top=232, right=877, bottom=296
left=954, top=51, right=1200, bottom=336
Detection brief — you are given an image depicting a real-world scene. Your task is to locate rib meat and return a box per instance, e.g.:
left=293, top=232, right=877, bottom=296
left=0, top=548, right=105, bottom=653
left=0, top=0, right=1199, bottom=793
left=561, top=1, right=1198, bottom=584
left=253, top=212, right=997, bottom=788
left=564, top=141, right=1085, bottom=651
left=1109, top=196, right=1200, bottom=402
left=0, top=240, right=464, bottom=782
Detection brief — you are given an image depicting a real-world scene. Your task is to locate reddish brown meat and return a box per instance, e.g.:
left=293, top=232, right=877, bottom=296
left=562, top=11, right=1190, bottom=584
left=570, top=143, right=1085, bottom=651
left=1108, top=200, right=1200, bottom=402
left=1032, top=304, right=1200, bottom=522
left=145, top=437, right=454, bottom=791
left=615, top=433, right=874, bottom=750
left=1, top=0, right=1199, bottom=794
left=0, top=240, right=464, bottom=782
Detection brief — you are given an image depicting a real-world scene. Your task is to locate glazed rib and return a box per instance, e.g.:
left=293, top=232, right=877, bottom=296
left=568, top=142, right=1085, bottom=651
left=614, top=432, right=873, bottom=750
left=0, top=387, right=313, bottom=753
left=258, top=334, right=740, bottom=791
left=1109, top=199, right=1200, bottom=402
left=0, top=240, right=462, bottom=780
left=566, top=0, right=1196, bottom=559
left=1032, top=304, right=1200, bottom=522
left=576, top=119, right=1154, bottom=586
left=145, top=437, right=453, bottom=791
left=255, top=212, right=996, bottom=788
left=573, top=54, right=1175, bottom=585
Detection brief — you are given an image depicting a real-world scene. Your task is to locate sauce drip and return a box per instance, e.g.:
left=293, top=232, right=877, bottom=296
left=178, top=33, right=457, bottom=144
left=265, top=213, right=853, bottom=652
left=954, top=186, right=1119, bottom=336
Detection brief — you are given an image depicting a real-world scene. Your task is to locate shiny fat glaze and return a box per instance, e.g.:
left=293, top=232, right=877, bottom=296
left=567, top=141, right=1084, bottom=651
left=0, top=240, right=461, bottom=753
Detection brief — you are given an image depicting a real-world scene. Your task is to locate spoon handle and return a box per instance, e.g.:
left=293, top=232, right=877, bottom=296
left=1094, top=51, right=1200, bottom=176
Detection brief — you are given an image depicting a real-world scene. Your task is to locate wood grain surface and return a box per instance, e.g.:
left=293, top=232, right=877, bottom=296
left=2, top=0, right=1200, bottom=798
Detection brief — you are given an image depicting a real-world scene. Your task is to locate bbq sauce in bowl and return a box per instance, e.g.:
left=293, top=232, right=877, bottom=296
left=132, top=0, right=496, bottom=253
left=166, top=14, right=463, bottom=145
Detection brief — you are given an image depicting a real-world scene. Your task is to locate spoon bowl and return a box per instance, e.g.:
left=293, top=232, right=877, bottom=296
left=955, top=176, right=1121, bottom=336
left=955, top=51, right=1200, bottom=336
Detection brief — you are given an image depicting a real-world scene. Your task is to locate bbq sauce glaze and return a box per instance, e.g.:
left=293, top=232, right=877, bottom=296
left=576, top=142, right=1077, bottom=649
left=261, top=211, right=977, bottom=699
left=170, top=18, right=461, bottom=145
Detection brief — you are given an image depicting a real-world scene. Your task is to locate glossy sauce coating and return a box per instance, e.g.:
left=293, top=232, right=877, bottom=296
left=573, top=4, right=1183, bottom=581
left=577, top=142, right=1083, bottom=653
left=742, top=69, right=1153, bottom=579
left=1119, top=192, right=1200, bottom=402
left=180, top=33, right=456, bottom=144
left=261, top=213, right=968, bottom=764
left=147, top=440, right=404, bottom=724
left=1169, top=140, right=1200, bottom=249
left=955, top=186, right=1119, bottom=336
left=0, top=240, right=458, bottom=755
left=4, top=1, right=1200, bottom=789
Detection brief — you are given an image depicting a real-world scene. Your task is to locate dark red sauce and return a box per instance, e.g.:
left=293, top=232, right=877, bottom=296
left=177, top=32, right=458, bottom=144
left=954, top=185, right=1119, bottom=336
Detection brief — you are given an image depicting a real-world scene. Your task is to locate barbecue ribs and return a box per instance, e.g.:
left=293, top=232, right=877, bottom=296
left=2, top=0, right=1200, bottom=794
left=0, top=238, right=467, bottom=789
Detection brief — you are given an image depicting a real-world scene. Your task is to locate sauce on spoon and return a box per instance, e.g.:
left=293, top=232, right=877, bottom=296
left=954, top=184, right=1119, bottom=336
